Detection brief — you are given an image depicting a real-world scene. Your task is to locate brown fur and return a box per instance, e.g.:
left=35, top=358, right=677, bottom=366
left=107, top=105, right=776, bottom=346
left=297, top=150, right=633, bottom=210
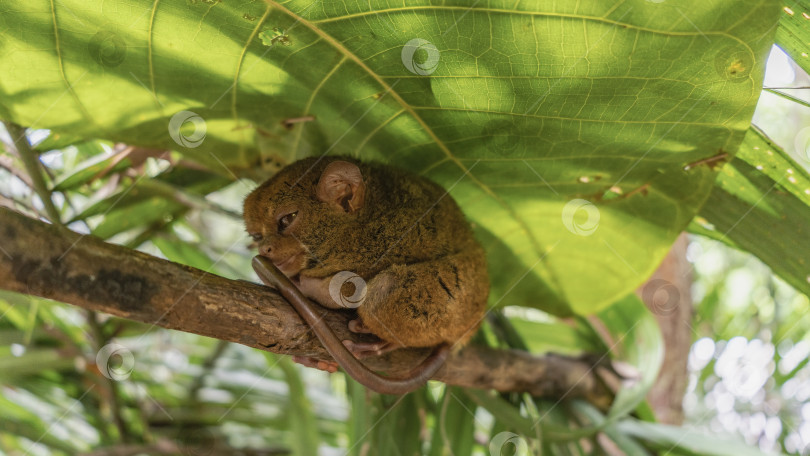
left=244, top=156, right=489, bottom=350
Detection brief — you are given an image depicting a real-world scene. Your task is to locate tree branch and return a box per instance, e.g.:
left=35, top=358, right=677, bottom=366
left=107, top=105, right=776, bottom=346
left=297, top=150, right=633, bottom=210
left=0, top=207, right=611, bottom=404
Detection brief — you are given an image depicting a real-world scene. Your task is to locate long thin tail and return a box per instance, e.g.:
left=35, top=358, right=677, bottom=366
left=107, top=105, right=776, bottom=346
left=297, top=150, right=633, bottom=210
left=252, top=256, right=448, bottom=395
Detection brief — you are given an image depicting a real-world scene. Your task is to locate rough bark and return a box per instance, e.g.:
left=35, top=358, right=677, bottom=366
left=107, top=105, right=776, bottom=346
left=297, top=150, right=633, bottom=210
left=0, top=208, right=611, bottom=404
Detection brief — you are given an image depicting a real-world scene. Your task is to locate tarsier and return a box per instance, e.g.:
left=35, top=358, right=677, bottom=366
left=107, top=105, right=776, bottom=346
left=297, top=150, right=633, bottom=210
left=244, top=157, right=489, bottom=394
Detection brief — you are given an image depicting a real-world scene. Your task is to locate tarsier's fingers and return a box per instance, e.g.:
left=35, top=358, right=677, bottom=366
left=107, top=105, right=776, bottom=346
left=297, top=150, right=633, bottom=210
left=253, top=256, right=449, bottom=395
left=343, top=339, right=396, bottom=358
left=292, top=356, right=339, bottom=373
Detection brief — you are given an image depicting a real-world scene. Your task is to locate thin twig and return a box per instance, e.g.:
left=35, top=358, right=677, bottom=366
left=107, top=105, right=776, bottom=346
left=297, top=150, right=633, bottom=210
left=0, top=154, right=34, bottom=188
left=3, top=122, right=61, bottom=223
left=86, top=312, right=134, bottom=443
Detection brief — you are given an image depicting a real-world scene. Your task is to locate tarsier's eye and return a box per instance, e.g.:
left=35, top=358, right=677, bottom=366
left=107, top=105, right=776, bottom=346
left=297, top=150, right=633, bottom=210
left=278, top=211, right=298, bottom=232
left=250, top=233, right=262, bottom=242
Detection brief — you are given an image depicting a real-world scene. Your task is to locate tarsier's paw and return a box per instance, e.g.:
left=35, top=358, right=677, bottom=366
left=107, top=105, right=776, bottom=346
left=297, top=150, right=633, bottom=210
left=292, top=355, right=339, bottom=373
left=344, top=318, right=401, bottom=357
left=342, top=339, right=398, bottom=358
left=296, top=275, right=330, bottom=304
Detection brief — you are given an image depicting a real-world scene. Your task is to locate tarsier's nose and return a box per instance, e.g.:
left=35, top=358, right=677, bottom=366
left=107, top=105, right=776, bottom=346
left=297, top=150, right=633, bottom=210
left=260, top=244, right=272, bottom=256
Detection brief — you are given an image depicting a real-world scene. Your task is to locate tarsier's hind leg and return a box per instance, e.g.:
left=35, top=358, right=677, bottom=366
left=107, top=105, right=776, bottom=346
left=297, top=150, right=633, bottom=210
left=290, top=322, right=395, bottom=371
left=283, top=243, right=488, bottom=371
left=345, top=319, right=403, bottom=357
left=291, top=319, right=399, bottom=371
left=357, top=244, right=489, bottom=349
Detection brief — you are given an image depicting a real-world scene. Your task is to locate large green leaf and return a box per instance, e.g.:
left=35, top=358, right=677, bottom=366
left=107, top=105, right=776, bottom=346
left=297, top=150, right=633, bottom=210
left=0, top=394, right=83, bottom=454
left=0, top=349, right=77, bottom=382
left=371, top=393, right=423, bottom=456
left=775, top=3, right=810, bottom=74
left=616, top=419, right=786, bottom=456
left=0, top=1, right=779, bottom=314
left=572, top=402, right=652, bottom=455
left=428, top=387, right=475, bottom=456
left=692, top=127, right=810, bottom=297
left=152, top=237, right=218, bottom=272
left=346, top=379, right=374, bottom=456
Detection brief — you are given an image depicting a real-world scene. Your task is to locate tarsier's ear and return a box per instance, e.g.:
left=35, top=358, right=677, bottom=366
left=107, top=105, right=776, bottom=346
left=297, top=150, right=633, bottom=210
left=316, top=161, right=366, bottom=213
